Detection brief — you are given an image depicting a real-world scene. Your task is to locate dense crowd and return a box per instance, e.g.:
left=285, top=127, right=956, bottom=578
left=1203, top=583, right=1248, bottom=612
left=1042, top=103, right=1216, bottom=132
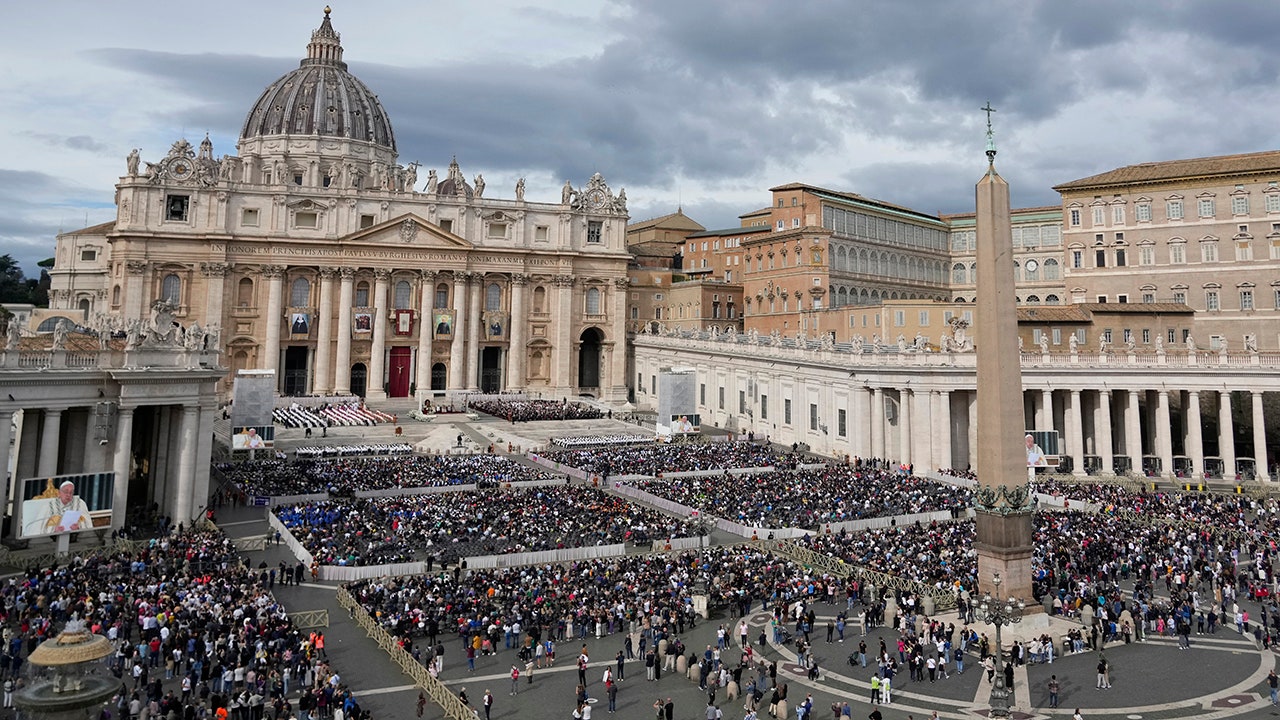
left=294, top=443, right=414, bottom=459
left=4, top=528, right=372, bottom=720
left=274, top=485, right=689, bottom=566
left=216, top=455, right=556, bottom=496
left=633, top=464, right=971, bottom=529
left=551, top=434, right=652, bottom=448
left=470, top=398, right=606, bottom=422
left=539, top=441, right=792, bottom=477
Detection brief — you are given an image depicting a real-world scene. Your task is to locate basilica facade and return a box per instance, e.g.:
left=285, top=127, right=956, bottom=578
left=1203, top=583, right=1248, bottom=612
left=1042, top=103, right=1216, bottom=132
left=48, top=9, right=631, bottom=403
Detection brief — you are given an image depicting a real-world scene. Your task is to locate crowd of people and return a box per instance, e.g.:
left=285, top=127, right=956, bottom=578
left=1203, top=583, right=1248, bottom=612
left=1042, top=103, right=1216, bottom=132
left=216, top=455, right=556, bottom=497
left=272, top=401, right=396, bottom=428
left=293, top=443, right=415, bottom=459
left=632, top=464, right=971, bottom=529
left=539, top=441, right=792, bottom=477
left=274, top=485, right=690, bottom=566
left=550, top=434, right=653, bottom=449
left=469, top=398, right=606, bottom=422
left=3, top=527, right=371, bottom=720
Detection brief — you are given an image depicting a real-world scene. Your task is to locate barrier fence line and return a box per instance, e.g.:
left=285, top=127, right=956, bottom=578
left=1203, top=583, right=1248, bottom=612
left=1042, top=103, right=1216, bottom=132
left=288, top=609, right=329, bottom=629
left=771, top=539, right=960, bottom=612
left=336, top=587, right=476, bottom=720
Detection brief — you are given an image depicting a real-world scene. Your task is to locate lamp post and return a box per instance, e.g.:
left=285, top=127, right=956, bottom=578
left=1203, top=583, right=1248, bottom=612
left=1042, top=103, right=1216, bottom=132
left=976, top=572, right=1025, bottom=717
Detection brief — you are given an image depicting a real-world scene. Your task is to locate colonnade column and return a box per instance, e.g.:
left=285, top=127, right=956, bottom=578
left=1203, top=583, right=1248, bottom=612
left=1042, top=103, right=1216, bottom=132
left=1155, top=390, right=1173, bottom=479
left=933, top=390, right=951, bottom=471
left=913, top=389, right=933, bottom=471
left=1068, top=390, right=1084, bottom=475
left=853, top=387, right=871, bottom=459
left=201, top=263, right=228, bottom=348
left=467, top=277, right=483, bottom=390
left=124, top=261, right=149, bottom=322
left=898, top=390, right=912, bottom=467
left=314, top=268, right=335, bottom=395
left=37, top=409, right=62, bottom=477
left=870, top=387, right=884, bottom=459
left=507, top=275, right=528, bottom=391
left=174, top=405, right=199, bottom=522
left=1186, top=391, right=1204, bottom=480
left=608, top=279, right=629, bottom=400
left=550, top=276, right=574, bottom=394
left=1219, top=391, right=1236, bottom=480
left=1098, top=390, right=1114, bottom=475
left=448, top=273, right=468, bottom=391
left=365, top=270, right=390, bottom=400
left=110, top=407, right=134, bottom=529
left=0, top=409, right=11, bottom=523
left=261, top=265, right=285, bottom=377
left=1252, top=392, right=1270, bottom=481
left=1125, top=390, right=1142, bottom=474
left=967, top=392, right=978, bottom=470
left=1040, top=389, right=1054, bottom=432
left=415, top=271, right=436, bottom=401
left=333, top=269, right=354, bottom=395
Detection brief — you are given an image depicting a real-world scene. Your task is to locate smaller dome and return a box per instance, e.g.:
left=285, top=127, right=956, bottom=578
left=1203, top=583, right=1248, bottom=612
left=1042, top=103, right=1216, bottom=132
left=240, top=8, right=395, bottom=151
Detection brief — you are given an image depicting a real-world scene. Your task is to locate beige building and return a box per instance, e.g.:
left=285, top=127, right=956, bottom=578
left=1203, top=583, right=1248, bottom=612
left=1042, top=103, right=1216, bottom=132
left=944, top=206, right=1066, bottom=305
left=1054, top=150, right=1280, bottom=351
left=48, top=9, right=631, bottom=402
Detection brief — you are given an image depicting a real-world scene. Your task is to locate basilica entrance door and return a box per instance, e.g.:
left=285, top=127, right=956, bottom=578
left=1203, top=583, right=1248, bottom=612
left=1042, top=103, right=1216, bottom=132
left=283, top=347, right=310, bottom=396
left=480, top=347, right=502, bottom=393
left=350, top=363, right=367, bottom=398
left=431, top=363, right=447, bottom=392
left=388, top=347, right=412, bottom=398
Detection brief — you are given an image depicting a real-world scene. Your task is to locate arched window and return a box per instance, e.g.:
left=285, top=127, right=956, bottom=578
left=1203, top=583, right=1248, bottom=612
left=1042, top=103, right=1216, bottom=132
left=434, top=283, right=449, bottom=309
left=161, top=274, right=181, bottom=304
left=486, top=283, right=501, bottom=311
left=532, top=286, right=547, bottom=313
left=1012, top=261, right=1021, bottom=282
left=1044, top=294, right=1060, bottom=305
left=1043, top=258, right=1060, bottom=280
left=394, top=280, right=412, bottom=310
left=355, top=281, right=369, bottom=306
left=78, top=298, right=91, bottom=313
left=952, top=263, right=967, bottom=284
left=1024, top=261, right=1039, bottom=282
left=290, top=277, right=310, bottom=307
left=584, top=288, right=601, bottom=315
left=112, top=285, right=121, bottom=306
left=237, top=278, right=254, bottom=307
left=1026, top=295, right=1041, bottom=305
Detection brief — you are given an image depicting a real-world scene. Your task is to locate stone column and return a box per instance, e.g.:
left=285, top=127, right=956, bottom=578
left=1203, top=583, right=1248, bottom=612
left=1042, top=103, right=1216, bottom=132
left=448, top=273, right=468, bottom=390
left=898, top=389, right=912, bottom=466
left=1040, top=389, right=1054, bottom=432
left=1252, top=392, right=1270, bottom=481
left=551, top=275, right=575, bottom=395
left=912, top=389, right=932, bottom=471
left=507, top=274, right=529, bottom=390
left=1098, top=389, right=1114, bottom=476
left=853, top=386, right=871, bottom=459
left=967, top=391, right=978, bottom=469
left=261, top=265, right=286, bottom=379
left=37, top=409, right=62, bottom=477
left=467, top=277, right=483, bottom=391
left=333, top=268, right=354, bottom=395
left=870, top=387, right=885, bottom=459
left=1068, top=390, right=1085, bottom=475
left=415, top=271, right=436, bottom=401
left=1219, top=391, right=1236, bottom=481
left=608, top=278, right=630, bottom=401
left=314, top=268, right=336, bottom=395
left=366, top=269, right=390, bottom=400
left=200, top=262, right=229, bottom=343
left=173, top=405, right=199, bottom=522
left=1155, top=390, right=1173, bottom=479
left=110, top=407, right=134, bottom=529
left=0, top=409, right=12, bottom=524
left=124, top=261, right=149, bottom=322
left=1186, top=390, right=1204, bottom=481
left=1126, top=390, right=1142, bottom=474
left=933, top=390, right=952, bottom=471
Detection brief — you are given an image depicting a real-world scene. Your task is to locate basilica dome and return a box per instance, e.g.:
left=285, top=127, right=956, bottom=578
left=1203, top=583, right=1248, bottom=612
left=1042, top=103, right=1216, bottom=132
left=240, top=8, right=396, bottom=152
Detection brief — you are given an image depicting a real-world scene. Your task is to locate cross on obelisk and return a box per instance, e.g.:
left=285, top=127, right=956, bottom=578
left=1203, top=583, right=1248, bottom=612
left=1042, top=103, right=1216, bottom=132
left=981, top=102, right=997, bottom=163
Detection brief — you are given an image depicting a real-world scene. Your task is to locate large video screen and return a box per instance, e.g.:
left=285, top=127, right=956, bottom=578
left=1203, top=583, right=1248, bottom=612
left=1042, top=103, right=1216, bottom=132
left=19, top=472, right=114, bottom=539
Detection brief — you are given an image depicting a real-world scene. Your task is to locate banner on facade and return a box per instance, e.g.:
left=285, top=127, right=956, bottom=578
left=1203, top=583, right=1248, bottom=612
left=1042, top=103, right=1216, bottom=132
left=353, top=308, right=373, bottom=334
left=484, top=311, right=506, bottom=339
left=433, top=310, right=454, bottom=338
left=289, top=311, right=310, bottom=337
left=394, top=309, right=414, bottom=336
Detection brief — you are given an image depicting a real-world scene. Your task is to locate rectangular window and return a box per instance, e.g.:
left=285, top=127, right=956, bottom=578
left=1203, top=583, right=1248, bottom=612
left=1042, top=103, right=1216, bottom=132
left=1232, top=196, right=1249, bottom=215
left=586, top=221, right=603, bottom=243
left=1092, top=207, right=1105, bottom=226
left=1170, top=244, right=1185, bottom=264
left=80, top=249, right=96, bottom=262
left=837, top=409, right=847, bottom=437
left=294, top=211, right=318, bottom=229
left=718, top=386, right=725, bottom=410
left=1140, top=246, right=1154, bottom=265
left=700, top=384, right=706, bottom=406
left=359, top=214, right=375, bottom=229
left=784, top=399, right=792, bottom=425
left=1206, top=290, right=1220, bottom=311
left=1173, top=290, right=1186, bottom=304
left=488, top=222, right=508, bottom=238
left=1052, top=328, right=1062, bottom=345
left=919, top=311, right=929, bottom=326
left=809, top=403, right=818, bottom=431
left=1112, top=205, right=1125, bottom=224
left=1032, top=329, right=1042, bottom=345
left=1198, top=198, right=1215, bottom=217
left=535, top=226, right=549, bottom=241
left=894, top=311, right=905, bottom=327
left=1201, top=242, right=1218, bottom=262
left=1241, top=289, right=1255, bottom=310
left=1117, top=294, right=1128, bottom=303
left=1267, top=194, right=1280, bottom=213
left=1072, top=250, right=1083, bottom=268
left=1095, top=249, right=1106, bottom=267
left=1076, top=329, right=1086, bottom=345
left=439, top=219, right=453, bottom=234
left=165, top=195, right=189, bottom=222
left=1097, top=295, right=1108, bottom=304
left=1275, top=289, right=1280, bottom=309
left=630, top=306, right=637, bottom=319
left=1142, top=293, right=1154, bottom=303
left=1102, top=329, right=1113, bottom=343
left=1136, top=203, right=1152, bottom=222
left=761, top=395, right=768, bottom=420
left=1167, top=199, right=1184, bottom=219
left=1069, top=209, right=1081, bottom=226
left=1237, top=242, right=1253, bottom=261
left=739, top=390, right=747, bottom=415
left=1123, top=329, right=1133, bottom=343
left=1142, top=328, right=1151, bottom=344
left=1115, top=249, right=1126, bottom=266
left=241, top=208, right=260, bottom=227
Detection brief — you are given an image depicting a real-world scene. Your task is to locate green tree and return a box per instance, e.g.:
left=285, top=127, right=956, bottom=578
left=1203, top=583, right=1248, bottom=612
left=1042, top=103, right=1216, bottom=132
left=0, top=255, right=31, bottom=304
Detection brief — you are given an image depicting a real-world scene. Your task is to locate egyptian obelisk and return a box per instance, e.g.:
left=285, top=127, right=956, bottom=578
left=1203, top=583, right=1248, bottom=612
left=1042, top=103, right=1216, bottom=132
left=972, top=104, right=1035, bottom=604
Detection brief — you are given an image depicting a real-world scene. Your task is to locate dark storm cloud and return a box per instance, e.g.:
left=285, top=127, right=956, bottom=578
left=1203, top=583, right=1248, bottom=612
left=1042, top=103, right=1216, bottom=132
left=0, top=170, right=104, bottom=272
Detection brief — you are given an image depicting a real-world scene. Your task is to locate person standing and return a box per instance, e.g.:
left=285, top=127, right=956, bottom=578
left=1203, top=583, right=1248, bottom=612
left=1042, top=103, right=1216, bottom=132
left=1096, top=655, right=1110, bottom=689
left=616, top=650, right=626, bottom=681
left=482, top=690, right=494, bottom=720
left=1047, top=675, right=1060, bottom=708
left=510, top=666, right=520, bottom=695
left=416, top=691, right=426, bottom=717
left=1072, top=710, right=1084, bottom=720
left=1269, top=669, right=1278, bottom=705
left=607, top=679, right=618, bottom=713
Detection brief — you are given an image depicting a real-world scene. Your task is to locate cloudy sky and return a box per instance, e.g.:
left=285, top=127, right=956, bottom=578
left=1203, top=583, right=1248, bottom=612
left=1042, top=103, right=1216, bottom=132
left=4, top=1, right=1280, bottom=275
